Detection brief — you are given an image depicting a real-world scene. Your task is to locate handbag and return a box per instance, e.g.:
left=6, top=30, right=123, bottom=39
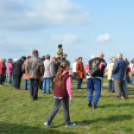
left=89, top=65, right=100, bottom=77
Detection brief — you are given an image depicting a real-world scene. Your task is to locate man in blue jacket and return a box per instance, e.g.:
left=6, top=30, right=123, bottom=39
left=112, top=53, right=128, bottom=99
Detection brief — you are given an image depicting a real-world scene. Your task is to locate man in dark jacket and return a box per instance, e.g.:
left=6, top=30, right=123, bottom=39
left=13, top=56, right=26, bottom=89
left=112, top=53, right=128, bottom=99
left=61, top=53, right=68, bottom=62
left=87, top=52, right=107, bottom=109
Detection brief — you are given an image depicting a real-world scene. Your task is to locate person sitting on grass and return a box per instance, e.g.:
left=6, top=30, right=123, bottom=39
left=44, top=60, right=75, bottom=128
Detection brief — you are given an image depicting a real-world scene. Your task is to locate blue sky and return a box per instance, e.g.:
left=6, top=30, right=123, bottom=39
left=0, top=0, right=134, bottom=65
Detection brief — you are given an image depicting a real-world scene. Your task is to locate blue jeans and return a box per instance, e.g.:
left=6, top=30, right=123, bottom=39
left=8, top=74, right=12, bottom=85
left=87, top=78, right=102, bottom=107
left=12, top=77, right=15, bottom=87
left=77, top=78, right=83, bottom=89
left=43, top=78, right=51, bottom=93
left=125, top=78, right=127, bottom=91
left=126, top=77, right=130, bottom=83
left=24, top=79, right=31, bottom=90
left=0, top=75, right=4, bottom=85
left=108, top=80, right=114, bottom=92
left=132, top=76, right=134, bottom=84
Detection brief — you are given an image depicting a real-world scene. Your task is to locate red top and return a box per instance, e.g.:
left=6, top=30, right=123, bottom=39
left=54, top=72, right=69, bottom=97
left=126, top=65, right=131, bottom=78
left=0, top=62, right=6, bottom=75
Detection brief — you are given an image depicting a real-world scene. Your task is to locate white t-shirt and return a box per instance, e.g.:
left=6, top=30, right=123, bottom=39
left=72, top=62, right=77, bottom=72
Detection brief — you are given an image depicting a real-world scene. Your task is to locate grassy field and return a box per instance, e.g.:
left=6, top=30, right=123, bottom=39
left=0, top=77, right=134, bottom=134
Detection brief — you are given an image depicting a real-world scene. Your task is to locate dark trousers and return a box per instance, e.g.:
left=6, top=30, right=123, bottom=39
left=51, top=76, right=55, bottom=91
left=39, top=81, right=43, bottom=90
left=108, top=80, right=114, bottom=92
left=47, top=97, right=70, bottom=125
left=77, top=78, right=83, bottom=89
left=0, top=75, right=4, bottom=85
left=30, top=79, right=39, bottom=100
left=14, top=76, right=21, bottom=89
left=72, top=73, right=77, bottom=79
left=114, top=80, right=128, bottom=99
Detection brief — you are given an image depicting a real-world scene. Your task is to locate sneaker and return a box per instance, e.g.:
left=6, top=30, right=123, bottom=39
left=44, top=122, right=51, bottom=127
left=65, top=122, right=76, bottom=127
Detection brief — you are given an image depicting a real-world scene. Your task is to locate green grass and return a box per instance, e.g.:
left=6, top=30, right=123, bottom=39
left=0, top=77, right=134, bottom=134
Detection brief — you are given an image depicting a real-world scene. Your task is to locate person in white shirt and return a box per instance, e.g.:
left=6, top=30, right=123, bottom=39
left=72, top=59, right=77, bottom=79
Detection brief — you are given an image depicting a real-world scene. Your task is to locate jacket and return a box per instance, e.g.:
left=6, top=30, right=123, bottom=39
left=56, top=48, right=63, bottom=58
left=7, top=62, right=13, bottom=75
left=27, top=56, right=44, bottom=79
left=54, top=70, right=72, bottom=97
left=126, top=65, right=131, bottom=78
left=76, top=62, right=85, bottom=79
left=112, top=58, right=126, bottom=81
left=43, top=59, right=54, bottom=78
left=0, top=62, right=6, bottom=75
left=107, top=62, right=114, bottom=80
left=89, top=57, right=107, bottom=78
left=51, top=60, right=57, bottom=77
left=12, top=59, right=24, bottom=77
left=22, top=62, right=30, bottom=80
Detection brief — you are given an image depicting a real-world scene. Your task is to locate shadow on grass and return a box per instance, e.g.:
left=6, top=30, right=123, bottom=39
left=77, top=115, right=132, bottom=124
left=100, top=102, right=134, bottom=108
left=0, top=123, right=76, bottom=134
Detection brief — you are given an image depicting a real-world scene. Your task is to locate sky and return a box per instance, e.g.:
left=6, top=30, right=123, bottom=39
left=0, top=0, right=134, bottom=65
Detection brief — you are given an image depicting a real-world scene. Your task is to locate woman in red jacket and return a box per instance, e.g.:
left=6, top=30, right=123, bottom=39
left=0, top=58, right=6, bottom=86
left=76, top=57, right=85, bottom=89
left=125, top=65, right=131, bottom=91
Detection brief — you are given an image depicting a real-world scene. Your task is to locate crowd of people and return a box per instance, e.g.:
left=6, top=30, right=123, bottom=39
left=0, top=44, right=134, bottom=127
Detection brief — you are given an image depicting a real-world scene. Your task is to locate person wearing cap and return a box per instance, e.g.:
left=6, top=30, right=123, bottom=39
left=87, top=52, right=107, bottom=109
left=51, top=57, right=58, bottom=90
left=112, top=53, right=128, bottom=99
left=61, top=53, right=68, bottom=62
left=13, top=56, right=26, bottom=89
left=76, top=57, right=85, bottom=89
left=106, top=57, right=117, bottom=92
left=0, top=58, right=6, bottom=86
left=27, top=50, right=44, bottom=100
left=12, top=59, right=18, bottom=87
left=42, top=55, right=54, bottom=94
left=56, top=44, right=63, bottom=58
left=7, top=58, right=13, bottom=85
left=22, top=56, right=31, bottom=90
left=39, top=56, right=46, bottom=90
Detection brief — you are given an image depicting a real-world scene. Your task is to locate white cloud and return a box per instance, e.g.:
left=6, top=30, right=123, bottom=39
left=62, top=34, right=82, bottom=44
left=50, top=34, right=82, bottom=44
left=50, top=35, right=62, bottom=42
left=95, top=33, right=111, bottom=43
left=0, top=0, right=90, bottom=31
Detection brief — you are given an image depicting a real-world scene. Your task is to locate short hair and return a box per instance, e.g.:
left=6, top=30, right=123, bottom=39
left=42, top=56, right=45, bottom=61
left=8, top=58, right=12, bottom=62
left=1, top=57, right=5, bottom=62
left=118, top=53, right=123, bottom=58
left=45, top=55, right=50, bottom=59
left=21, top=56, right=26, bottom=60
left=32, top=49, right=38, bottom=56
left=63, top=53, right=68, bottom=56
left=98, top=52, right=104, bottom=58
left=58, top=44, right=62, bottom=48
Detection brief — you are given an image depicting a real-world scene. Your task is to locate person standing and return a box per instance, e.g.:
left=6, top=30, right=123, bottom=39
left=112, top=53, right=128, bottom=99
left=12, top=59, right=18, bottom=87
left=39, top=56, right=45, bottom=90
left=61, top=53, right=68, bottom=62
left=7, top=59, right=13, bottom=85
left=22, top=56, right=31, bottom=90
left=43, top=55, right=54, bottom=94
left=72, top=59, right=77, bottom=80
left=106, top=57, right=116, bottom=92
left=125, top=64, right=131, bottom=91
left=87, top=52, right=107, bottom=109
left=44, top=61, right=75, bottom=128
left=13, top=56, right=26, bottom=89
left=56, top=44, right=63, bottom=58
left=0, top=58, right=6, bottom=86
left=76, top=57, right=85, bottom=89
left=51, top=57, right=57, bottom=91
left=27, top=50, right=44, bottom=100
